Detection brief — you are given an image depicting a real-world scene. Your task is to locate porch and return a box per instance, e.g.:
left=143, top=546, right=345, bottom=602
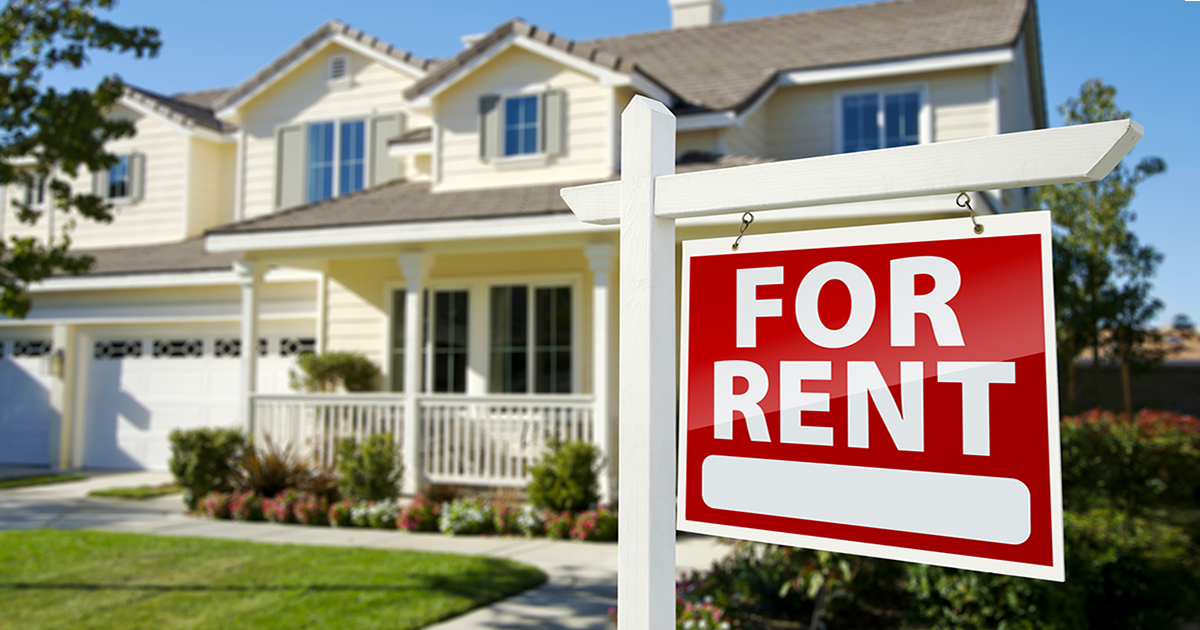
left=250, top=392, right=595, bottom=488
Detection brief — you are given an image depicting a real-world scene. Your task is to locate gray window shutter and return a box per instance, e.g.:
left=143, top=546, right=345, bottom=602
left=369, top=112, right=404, bottom=186
left=479, top=94, right=501, bottom=160
left=276, top=124, right=305, bottom=209
left=542, top=89, right=565, bottom=157
left=129, top=152, right=145, bottom=201
left=92, top=168, right=108, bottom=199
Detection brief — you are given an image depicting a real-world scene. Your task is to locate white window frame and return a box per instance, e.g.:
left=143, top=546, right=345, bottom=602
left=301, top=114, right=371, bottom=203
left=386, top=272, right=582, bottom=396
left=493, top=85, right=553, bottom=169
left=833, top=82, right=931, bottom=154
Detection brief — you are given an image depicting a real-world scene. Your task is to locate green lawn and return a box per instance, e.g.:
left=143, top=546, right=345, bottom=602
left=87, top=483, right=181, bottom=500
left=0, top=473, right=87, bottom=490
left=0, top=530, right=546, bottom=630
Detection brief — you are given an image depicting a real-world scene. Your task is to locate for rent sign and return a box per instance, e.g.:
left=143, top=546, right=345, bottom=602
left=677, top=212, right=1064, bottom=581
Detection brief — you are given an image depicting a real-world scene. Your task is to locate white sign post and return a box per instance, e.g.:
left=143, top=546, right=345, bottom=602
left=561, top=96, right=1142, bottom=628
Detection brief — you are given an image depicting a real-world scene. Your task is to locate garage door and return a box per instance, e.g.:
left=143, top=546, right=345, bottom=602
left=0, top=339, right=55, bottom=466
left=84, top=335, right=306, bottom=470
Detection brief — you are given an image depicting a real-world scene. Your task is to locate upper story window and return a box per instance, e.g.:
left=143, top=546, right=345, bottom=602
left=276, top=112, right=404, bottom=210
left=504, top=95, right=540, bottom=156
left=22, top=173, right=45, bottom=208
left=92, top=153, right=144, bottom=202
left=305, top=119, right=365, bottom=204
left=839, top=88, right=924, bottom=153
left=478, top=89, right=565, bottom=163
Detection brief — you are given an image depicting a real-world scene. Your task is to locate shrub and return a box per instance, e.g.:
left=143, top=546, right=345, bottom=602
left=1061, top=409, right=1200, bottom=514
left=229, top=491, right=264, bottom=521
left=905, top=509, right=1198, bottom=630
left=367, top=500, right=400, bottom=529
left=544, top=510, right=573, bottom=539
left=492, top=501, right=521, bottom=535
left=349, top=501, right=374, bottom=528
left=398, top=494, right=441, bottom=532
left=263, top=488, right=301, bottom=523
left=515, top=504, right=545, bottom=537
left=289, top=351, right=380, bottom=393
left=235, top=438, right=308, bottom=499
left=527, top=439, right=601, bottom=513
left=439, top=497, right=494, bottom=536
left=335, top=434, right=402, bottom=502
left=293, top=493, right=329, bottom=525
left=201, top=492, right=233, bottom=519
left=571, top=505, right=617, bottom=541
left=328, top=499, right=355, bottom=527
left=168, top=427, right=245, bottom=510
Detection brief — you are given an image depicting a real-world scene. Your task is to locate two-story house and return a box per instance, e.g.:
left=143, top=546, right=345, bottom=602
left=0, top=0, right=1045, bottom=499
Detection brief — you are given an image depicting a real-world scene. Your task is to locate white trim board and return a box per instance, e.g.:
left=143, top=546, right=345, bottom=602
left=30, top=268, right=320, bottom=293
left=781, top=47, right=1015, bottom=87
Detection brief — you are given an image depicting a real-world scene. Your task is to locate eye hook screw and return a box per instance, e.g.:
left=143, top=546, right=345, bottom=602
left=732, top=212, right=755, bottom=251
left=957, top=192, right=984, bottom=235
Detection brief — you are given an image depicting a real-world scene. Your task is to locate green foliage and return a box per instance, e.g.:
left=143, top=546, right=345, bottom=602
left=1036, top=79, right=1166, bottom=413
left=526, top=439, right=601, bottom=513
left=234, top=437, right=307, bottom=499
left=0, top=472, right=86, bottom=489
left=167, top=427, right=245, bottom=510
left=906, top=509, right=1198, bottom=630
left=289, top=351, right=380, bottom=392
left=87, top=483, right=180, bottom=500
left=0, top=0, right=160, bottom=318
left=1061, top=409, right=1200, bottom=514
left=570, top=505, right=617, bottom=541
left=335, top=434, right=402, bottom=501
left=439, top=497, right=494, bottom=536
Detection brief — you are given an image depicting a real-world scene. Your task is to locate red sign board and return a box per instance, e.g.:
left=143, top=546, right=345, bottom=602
left=677, top=212, right=1064, bottom=581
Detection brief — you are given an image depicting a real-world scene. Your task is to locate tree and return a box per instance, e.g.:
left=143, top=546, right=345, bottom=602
left=1035, top=79, right=1165, bottom=414
left=0, top=0, right=160, bottom=318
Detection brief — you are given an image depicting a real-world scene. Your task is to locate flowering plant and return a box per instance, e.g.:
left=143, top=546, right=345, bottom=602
left=349, top=501, right=374, bottom=527
left=202, top=492, right=232, bottom=519
left=293, top=492, right=329, bottom=525
left=397, top=493, right=440, bottom=532
left=544, top=510, right=574, bottom=539
left=570, top=505, right=617, bottom=541
left=514, top=504, right=545, bottom=537
left=263, top=488, right=300, bottom=523
left=229, top=491, right=264, bottom=521
left=439, top=496, right=494, bottom=535
left=367, top=499, right=400, bottom=529
left=328, top=499, right=355, bottom=527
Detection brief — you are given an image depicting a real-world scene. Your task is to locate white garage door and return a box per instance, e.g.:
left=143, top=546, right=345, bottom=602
left=84, top=335, right=306, bottom=470
left=0, top=339, right=55, bottom=466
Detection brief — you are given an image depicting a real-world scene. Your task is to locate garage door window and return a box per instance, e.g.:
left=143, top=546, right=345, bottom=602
left=152, top=339, right=203, bottom=358
left=94, top=340, right=143, bottom=359
left=13, top=340, right=52, bottom=357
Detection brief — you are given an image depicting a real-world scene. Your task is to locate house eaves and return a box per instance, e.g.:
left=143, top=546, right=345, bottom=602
left=213, top=19, right=434, bottom=119
left=122, top=86, right=231, bottom=139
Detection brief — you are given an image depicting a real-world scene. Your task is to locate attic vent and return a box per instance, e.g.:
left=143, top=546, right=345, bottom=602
left=329, top=55, right=348, bottom=81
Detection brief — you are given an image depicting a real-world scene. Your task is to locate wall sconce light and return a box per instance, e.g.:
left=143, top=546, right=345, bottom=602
left=49, top=348, right=65, bottom=378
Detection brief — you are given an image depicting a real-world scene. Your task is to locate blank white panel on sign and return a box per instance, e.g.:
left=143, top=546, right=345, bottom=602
left=702, top=456, right=1031, bottom=545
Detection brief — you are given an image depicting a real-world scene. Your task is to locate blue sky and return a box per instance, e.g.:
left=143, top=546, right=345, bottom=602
left=50, top=0, right=1199, bottom=325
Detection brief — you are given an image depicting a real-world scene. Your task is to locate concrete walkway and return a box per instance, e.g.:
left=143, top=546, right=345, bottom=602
left=0, top=470, right=729, bottom=629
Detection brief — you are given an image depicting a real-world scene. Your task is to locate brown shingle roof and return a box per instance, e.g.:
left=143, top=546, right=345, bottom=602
left=125, top=86, right=229, bottom=132
left=213, top=20, right=435, bottom=113
left=407, top=0, right=1030, bottom=112
left=207, top=155, right=769, bottom=237
left=77, top=237, right=240, bottom=276
left=171, top=88, right=231, bottom=110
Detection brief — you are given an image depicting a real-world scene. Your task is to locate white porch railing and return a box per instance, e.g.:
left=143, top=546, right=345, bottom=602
left=419, top=394, right=595, bottom=486
left=251, top=394, right=405, bottom=469
left=249, top=393, right=595, bottom=486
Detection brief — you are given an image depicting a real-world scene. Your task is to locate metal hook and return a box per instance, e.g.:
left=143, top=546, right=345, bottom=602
left=957, top=192, right=984, bottom=235
left=732, top=212, right=755, bottom=251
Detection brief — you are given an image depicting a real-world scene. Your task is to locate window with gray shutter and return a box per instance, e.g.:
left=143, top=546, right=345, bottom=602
left=275, top=124, right=305, bottom=209
left=478, top=94, right=501, bottom=160
left=369, top=112, right=404, bottom=185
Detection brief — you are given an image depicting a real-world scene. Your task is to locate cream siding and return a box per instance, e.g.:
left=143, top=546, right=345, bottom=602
left=764, top=85, right=836, bottom=160
left=325, top=258, right=392, bottom=368
left=676, top=129, right=722, bottom=157
left=238, top=45, right=419, bottom=220
left=434, top=46, right=614, bottom=192
left=998, top=35, right=1036, bottom=136
left=930, top=68, right=994, bottom=142
left=723, top=103, right=769, bottom=158
left=186, top=137, right=235, bottom=238
left=21, top=280, right=315, bottom=323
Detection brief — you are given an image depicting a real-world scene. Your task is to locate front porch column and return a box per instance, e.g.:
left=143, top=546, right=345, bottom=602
left=49, top=323, right=77, bottom=471
left=585, top=243, right=616, bottom=504
left=235, top=261, right=262, bottom=432
left=398, top=253, right=425, bottom=495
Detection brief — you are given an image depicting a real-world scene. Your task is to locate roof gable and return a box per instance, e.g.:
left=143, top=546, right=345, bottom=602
left=122, top=86, right=229, bottom=134
left=214, top=19, right=433, bottom=117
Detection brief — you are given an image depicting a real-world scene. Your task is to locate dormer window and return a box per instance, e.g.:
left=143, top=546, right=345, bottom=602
left=478, top=90, right=565, bottom=163
left=328, top=55, right=349, bottom=82
left=837, top=87, right=927, bottom=153
left=92, top=153, right=144, bottom=202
